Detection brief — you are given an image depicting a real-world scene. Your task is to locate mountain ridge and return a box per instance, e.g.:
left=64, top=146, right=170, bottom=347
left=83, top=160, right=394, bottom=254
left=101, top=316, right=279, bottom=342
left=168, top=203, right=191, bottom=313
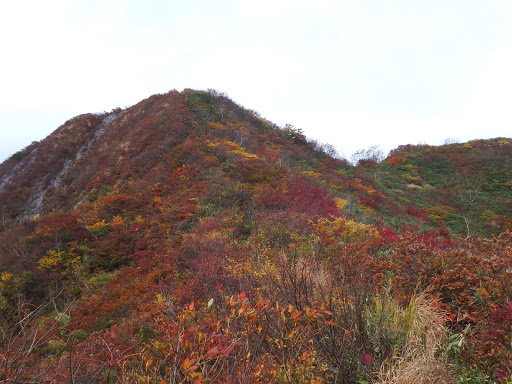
left=2, top=89, right=510, bottom=236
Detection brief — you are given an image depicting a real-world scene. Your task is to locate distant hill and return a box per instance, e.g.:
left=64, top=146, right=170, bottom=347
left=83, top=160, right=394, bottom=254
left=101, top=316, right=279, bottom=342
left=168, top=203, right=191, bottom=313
left=374, top=138, right=512, bottom=237
left=0, top=89, right=511, bottom=383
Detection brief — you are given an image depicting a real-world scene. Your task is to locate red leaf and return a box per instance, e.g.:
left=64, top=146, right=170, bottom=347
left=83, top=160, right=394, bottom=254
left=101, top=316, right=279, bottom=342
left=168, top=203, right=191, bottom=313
left=207, top=346, right=220, bottom=357
left=361, top=353, right=371, bottom=366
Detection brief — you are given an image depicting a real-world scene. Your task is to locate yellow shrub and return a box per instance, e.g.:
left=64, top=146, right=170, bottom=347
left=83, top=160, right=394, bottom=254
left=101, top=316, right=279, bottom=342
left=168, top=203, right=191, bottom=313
left=314, top=216, right=378, bottom=244
left=334, top=197, right=347, bottom=211
left=426, top=206, right=454, bottom=221
left=38, top=249, right=80, bottom=271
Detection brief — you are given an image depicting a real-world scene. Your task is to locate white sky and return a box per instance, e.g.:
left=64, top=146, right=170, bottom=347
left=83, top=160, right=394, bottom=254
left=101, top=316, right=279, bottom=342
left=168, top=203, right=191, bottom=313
left=1, top=0, right=511, bottom=162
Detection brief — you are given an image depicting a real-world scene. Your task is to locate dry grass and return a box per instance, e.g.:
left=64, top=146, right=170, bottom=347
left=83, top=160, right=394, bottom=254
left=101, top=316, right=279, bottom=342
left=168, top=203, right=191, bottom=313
left=374, top=293, right=455, bottom=384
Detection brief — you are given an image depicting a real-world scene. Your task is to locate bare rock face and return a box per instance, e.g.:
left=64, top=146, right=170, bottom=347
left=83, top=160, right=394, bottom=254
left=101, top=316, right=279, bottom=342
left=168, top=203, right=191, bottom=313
left=0, top=91, right=204, bottom=225
left=0, top=112, right=109, bottom=223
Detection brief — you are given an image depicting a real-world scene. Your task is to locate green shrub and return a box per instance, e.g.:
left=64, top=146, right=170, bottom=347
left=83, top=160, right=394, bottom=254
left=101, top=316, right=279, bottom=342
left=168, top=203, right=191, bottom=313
left=10, top=151, right=27, bottom=161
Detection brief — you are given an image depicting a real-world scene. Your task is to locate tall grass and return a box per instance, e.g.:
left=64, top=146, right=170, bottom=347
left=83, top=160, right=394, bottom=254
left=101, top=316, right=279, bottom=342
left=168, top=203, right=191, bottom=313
left=368, top=291, right=454, bottom=384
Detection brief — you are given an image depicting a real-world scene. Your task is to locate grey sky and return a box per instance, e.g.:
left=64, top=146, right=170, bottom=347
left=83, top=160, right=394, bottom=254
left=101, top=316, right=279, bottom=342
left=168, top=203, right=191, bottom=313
left=1, top=0, right=511, bottom=162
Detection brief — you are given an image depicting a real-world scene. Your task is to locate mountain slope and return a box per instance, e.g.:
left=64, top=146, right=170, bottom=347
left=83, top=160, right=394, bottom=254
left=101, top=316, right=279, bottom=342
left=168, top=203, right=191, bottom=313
left=0, top=89, right=511, bottom=383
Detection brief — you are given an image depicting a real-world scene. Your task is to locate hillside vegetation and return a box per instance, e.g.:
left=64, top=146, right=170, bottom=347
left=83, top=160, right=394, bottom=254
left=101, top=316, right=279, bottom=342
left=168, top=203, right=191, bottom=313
left=0, top=89, right=511, bottom=383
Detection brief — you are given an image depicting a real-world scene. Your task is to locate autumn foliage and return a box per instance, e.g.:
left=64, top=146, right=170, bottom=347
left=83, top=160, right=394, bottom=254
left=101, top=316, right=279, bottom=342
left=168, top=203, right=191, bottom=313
left=0, top=89, right=511, bottom=382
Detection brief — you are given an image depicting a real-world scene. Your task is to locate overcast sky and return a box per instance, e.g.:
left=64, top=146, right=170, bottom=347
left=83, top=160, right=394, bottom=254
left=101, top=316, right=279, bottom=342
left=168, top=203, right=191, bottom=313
left=1, top=0, right=511, bottom=163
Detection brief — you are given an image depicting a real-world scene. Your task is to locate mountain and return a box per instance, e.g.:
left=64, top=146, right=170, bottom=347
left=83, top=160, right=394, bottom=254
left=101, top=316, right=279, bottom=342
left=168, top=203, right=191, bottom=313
left=0, top=89, right=511, bottom=383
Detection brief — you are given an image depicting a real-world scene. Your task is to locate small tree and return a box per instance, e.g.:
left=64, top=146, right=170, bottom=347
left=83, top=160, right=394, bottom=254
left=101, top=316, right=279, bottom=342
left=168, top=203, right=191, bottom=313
left=351, top=145, right=386, bottom=180
left=351, top=145, right=385, bottom=166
